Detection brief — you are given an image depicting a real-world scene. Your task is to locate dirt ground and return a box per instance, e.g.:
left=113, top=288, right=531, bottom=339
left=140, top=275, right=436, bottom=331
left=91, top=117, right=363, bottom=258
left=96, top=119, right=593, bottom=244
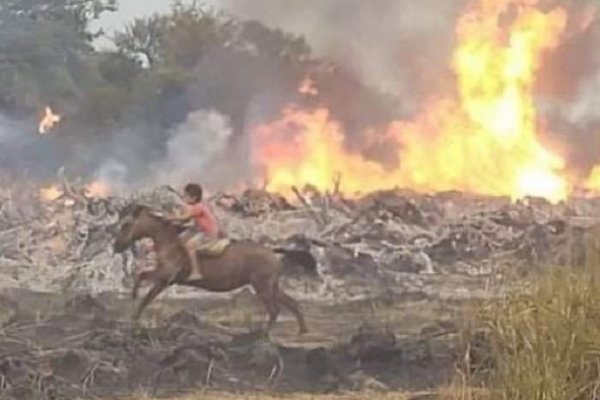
left=0, top=283, right=465, bottom=399
left=123, top=391, right=426, bottom=399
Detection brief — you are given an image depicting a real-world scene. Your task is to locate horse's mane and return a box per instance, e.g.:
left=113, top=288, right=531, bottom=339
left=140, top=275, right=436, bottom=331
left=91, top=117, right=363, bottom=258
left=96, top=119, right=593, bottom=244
left=120, top=203, right=159, bottom=218
left=121, top=202, right=186, bottom=234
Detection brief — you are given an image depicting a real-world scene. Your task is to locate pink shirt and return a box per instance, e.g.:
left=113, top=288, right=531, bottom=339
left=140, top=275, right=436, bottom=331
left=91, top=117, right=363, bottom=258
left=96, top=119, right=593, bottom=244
left=190, top=203, right=219, bottom=238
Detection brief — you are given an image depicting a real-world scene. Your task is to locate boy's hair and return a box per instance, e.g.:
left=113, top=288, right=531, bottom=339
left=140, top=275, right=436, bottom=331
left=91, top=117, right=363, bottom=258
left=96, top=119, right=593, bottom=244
left=183, top=183, right=203, bottom=202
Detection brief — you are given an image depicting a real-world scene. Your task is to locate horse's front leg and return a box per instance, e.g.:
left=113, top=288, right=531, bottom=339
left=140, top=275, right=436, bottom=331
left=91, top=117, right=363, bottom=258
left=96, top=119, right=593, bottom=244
left=132, top=270, right=157, bottom=300
left=133, top=280, right=168, bottom=321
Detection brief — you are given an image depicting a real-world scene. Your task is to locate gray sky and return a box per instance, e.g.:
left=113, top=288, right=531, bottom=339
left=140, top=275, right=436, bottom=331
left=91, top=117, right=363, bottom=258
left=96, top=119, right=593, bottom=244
left=96, top=0, right=172, bottom=32
left=94, top=0, right=180, bottom=47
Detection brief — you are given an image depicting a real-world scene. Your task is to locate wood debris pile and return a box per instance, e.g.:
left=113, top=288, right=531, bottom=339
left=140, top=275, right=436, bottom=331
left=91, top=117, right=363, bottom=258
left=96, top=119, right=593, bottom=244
left=216, top=187, right=599, bottom=281
left=1, top=176, right=600, bottom=299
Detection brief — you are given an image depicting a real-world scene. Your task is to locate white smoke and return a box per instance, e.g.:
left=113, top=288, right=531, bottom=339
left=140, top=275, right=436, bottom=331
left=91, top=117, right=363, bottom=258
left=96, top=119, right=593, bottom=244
left=564, top=71, right=600, bottom=126
left=149, top=109, right=234, bottom=188
left=90, top=159, right=129, bottom=193
left=0, top=106, right=241, bottom=192
left=0, top=112, right=65, bottom=178
left=0, top=114, right=16, bottom=141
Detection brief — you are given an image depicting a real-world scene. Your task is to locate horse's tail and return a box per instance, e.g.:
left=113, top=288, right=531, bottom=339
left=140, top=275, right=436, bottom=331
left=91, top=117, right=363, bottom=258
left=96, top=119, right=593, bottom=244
left=272, top=247, right=319, bottom=277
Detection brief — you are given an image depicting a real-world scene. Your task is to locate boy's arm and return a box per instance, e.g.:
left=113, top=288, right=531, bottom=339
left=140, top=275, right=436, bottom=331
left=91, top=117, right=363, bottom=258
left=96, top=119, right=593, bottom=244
left=168, top=207, right=196, bottom=223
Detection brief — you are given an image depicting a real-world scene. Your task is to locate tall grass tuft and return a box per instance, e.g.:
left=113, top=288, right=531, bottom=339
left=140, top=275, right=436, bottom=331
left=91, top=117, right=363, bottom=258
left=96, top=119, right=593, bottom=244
left=470, top=267, right=600, bottom=400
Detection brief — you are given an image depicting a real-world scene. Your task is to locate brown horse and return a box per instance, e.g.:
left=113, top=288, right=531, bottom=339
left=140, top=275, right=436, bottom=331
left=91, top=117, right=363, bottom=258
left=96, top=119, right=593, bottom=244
left=112, top=204, right=309, bottom=334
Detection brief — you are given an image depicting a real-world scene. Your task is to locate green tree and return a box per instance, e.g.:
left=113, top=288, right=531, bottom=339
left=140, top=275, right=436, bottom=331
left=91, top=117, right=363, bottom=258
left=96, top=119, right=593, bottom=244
left=113, top=15, right=166, bottom=67
left=113, top=2, right=314, bottom=138
left=236, top=20, right=311, bottom=63
left=0, top=0, right=117, bottom=111
left=0, top=17, right=85, bottom=108
left=114, top=3, right=233, bottom=69
left=161, top=2, right=233, bottom=69
left=0, top=0, right=117, bottom=42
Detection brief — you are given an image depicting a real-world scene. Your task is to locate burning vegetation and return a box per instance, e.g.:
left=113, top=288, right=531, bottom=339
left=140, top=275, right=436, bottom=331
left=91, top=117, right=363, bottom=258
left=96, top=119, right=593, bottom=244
left=252, top=0, right=576, bottom=203
left=4, top=0, right=600, bottom=205
left=38, top=106, right=61, bottom=135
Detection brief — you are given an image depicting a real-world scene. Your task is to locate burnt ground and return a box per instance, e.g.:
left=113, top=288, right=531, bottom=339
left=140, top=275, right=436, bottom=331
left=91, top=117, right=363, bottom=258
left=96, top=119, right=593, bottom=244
left=0, top=284, right=464, bottom=399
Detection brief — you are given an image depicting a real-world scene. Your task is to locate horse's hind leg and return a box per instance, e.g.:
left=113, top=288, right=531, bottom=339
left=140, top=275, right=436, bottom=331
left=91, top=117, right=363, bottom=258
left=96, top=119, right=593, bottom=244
left=252, top=279, right=280, bottom=332
left=277, top=289, right=308, bottom=335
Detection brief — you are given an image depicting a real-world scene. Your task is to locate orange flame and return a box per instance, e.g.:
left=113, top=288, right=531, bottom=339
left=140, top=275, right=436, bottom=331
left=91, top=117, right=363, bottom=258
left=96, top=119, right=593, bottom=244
left=38, top=106, right=61, bottom=135
left=252, top=0, right=571, bottom=203
left=39, top=185, right=63, bottom=202
left=298, top=77, right=319, bottom=96
left=253, top=107, right=391, bottom=196
left=84, top=180, right=111, bottom=198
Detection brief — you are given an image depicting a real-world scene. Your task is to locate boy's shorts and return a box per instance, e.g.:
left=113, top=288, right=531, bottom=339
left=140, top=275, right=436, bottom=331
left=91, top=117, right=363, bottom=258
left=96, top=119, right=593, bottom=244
left=179, top=227, right=230, bottom=257
left=179, top=227, right=211, bottom=249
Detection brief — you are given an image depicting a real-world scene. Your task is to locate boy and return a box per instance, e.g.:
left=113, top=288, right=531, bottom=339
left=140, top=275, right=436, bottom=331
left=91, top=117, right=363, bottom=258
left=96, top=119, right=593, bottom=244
left=169, top=183, right=220, bottom=279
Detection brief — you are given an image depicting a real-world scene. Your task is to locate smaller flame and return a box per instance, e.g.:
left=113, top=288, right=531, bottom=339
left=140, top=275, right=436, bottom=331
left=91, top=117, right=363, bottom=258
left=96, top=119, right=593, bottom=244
left=84, top=181, right=111, bottom=198
left=38, top=106, right=61, bottom=135
left=39, top=185, right=63, bottom=202
left=298, top=77, right=318, bottom=96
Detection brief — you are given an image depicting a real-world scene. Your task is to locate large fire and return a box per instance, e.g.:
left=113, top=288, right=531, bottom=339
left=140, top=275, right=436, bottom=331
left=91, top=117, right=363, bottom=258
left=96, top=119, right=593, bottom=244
left=38, top=106, right=61, bottom=135
left=252, top=0, right=576, bottom=203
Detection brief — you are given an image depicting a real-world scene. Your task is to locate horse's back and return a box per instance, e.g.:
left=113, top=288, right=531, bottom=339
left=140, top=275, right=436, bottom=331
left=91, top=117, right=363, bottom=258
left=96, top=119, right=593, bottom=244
left=223, top=240, right=281, bottom=271
left=198, top=240, right=281, bottom=289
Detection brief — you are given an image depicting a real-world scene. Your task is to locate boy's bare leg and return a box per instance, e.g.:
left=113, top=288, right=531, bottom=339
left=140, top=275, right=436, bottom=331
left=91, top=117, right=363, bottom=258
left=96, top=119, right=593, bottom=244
left=185, top=241, right=202, bottom=279
left=178, top=230, right=202, bottom=279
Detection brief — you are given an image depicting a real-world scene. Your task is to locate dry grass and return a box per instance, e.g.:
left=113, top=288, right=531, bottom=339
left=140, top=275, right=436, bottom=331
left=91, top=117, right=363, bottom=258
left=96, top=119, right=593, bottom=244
left=125, top=388, right=495, bottom=400
left=462, top=265, right=600, bottom=400
left=436, top=383, right=490, bottom=400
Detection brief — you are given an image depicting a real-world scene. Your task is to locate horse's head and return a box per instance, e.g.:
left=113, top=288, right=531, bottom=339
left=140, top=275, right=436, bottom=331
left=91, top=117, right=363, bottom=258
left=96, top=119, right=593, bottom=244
left=113, top=203, right=155, bottom=253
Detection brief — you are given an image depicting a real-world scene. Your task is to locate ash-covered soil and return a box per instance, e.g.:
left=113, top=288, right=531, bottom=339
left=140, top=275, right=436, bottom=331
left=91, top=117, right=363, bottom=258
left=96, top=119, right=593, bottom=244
left=0, top=288, right=459, bottom=399
left=1, top=180, right=600, bottom=398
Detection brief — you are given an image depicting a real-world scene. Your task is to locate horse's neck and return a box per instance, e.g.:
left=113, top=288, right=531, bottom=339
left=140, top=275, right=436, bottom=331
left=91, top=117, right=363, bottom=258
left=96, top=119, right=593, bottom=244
left=144, top=216, right=179, bottom=250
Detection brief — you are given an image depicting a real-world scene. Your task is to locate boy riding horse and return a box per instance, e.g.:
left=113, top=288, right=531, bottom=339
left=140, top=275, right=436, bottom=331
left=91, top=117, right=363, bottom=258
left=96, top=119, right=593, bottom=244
left=168, top=183, right=222, bottom=279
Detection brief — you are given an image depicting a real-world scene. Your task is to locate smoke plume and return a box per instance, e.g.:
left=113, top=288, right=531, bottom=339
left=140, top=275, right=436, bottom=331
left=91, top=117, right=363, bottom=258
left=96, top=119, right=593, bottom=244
left=148, top=109, right=235, bottom=189
left=211, top=0, right=465, bottom=104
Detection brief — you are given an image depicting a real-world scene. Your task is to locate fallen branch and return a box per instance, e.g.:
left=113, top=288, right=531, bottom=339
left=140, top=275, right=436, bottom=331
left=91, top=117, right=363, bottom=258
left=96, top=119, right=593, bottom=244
left=291, top=186, right=327, bottom=226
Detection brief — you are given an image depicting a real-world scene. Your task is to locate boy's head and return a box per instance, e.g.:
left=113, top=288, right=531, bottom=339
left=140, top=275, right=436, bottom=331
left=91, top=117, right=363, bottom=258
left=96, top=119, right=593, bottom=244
left=183, top=183, right=203, bottom=205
